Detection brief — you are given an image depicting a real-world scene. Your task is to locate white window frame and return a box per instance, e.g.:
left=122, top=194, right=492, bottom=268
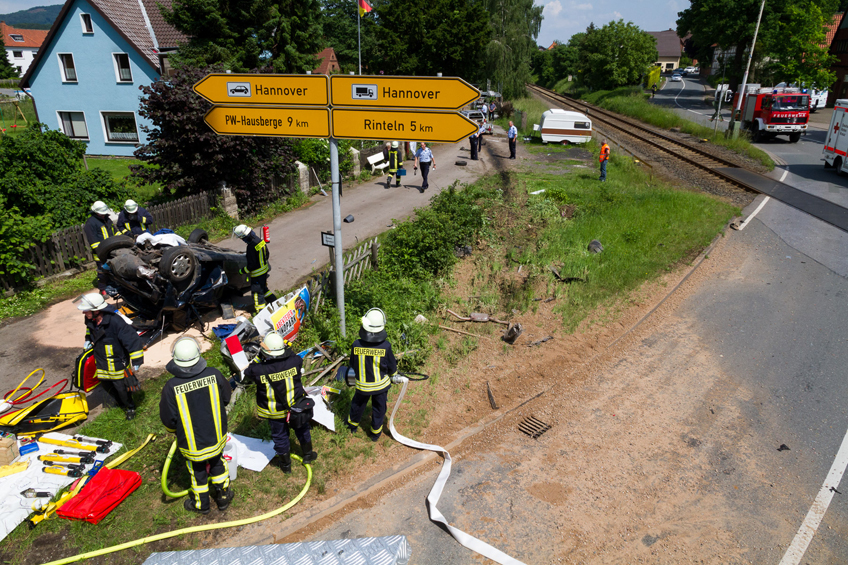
left=80, top=13, right=93, bottom=34
left=9, top=34, right=23, bottom=42
left=112, top=52, right=133, bottom=83
left=57, top=111, right=90, bottom=140
left=100, top=111, right=140, bottom=144
left=12, top=51, right=23, bottom=58
left=57, top=53, right=77, bottom=82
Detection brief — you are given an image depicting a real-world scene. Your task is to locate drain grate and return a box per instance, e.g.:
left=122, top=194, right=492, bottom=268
left=518, top=416, right=551, bottom=439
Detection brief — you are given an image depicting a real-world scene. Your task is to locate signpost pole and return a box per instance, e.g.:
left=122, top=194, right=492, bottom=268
left=330, top=137, right=346, bottom=337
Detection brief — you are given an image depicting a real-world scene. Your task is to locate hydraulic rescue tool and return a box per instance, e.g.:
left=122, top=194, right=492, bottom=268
left=73, top=435, right=112, bottom=449
left=37, top=435, right=108, bottom=453
left=39, top=453, right=95, bottom=465
left=42, top=465, right=84, bottom=478
left=21, top=488, right=53, bottom=498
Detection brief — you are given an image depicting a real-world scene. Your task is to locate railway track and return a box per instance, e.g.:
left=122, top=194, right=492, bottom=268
left=526, top=83, right=760, bottom=199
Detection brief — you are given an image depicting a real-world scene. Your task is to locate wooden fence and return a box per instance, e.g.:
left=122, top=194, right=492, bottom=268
left=307, top=237, right=380, bottom=310
left=1, top=191, right=215, bottom=293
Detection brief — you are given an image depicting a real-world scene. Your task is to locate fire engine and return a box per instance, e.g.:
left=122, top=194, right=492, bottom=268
left=822, top=99, right=848, bottom=174
left=731, top=84, right=810, bottom=143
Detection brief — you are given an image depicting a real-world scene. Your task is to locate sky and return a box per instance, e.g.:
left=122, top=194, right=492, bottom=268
left=3, top=0, right=689, bottom=46
left=534, top=0, right=689, bottom=48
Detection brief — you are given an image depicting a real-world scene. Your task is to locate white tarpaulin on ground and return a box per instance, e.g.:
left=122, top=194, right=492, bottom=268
left=0, top=432, right=122, bottom=543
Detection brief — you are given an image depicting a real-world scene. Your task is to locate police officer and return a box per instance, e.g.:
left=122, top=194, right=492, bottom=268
left=477, top=120, right=486, bottom=154
left=386, top=141, right=403, bottom=188
left=469, top=129, right=478, bottom=160
left=243, top=332, right=317, bottom=473
left=160, top=336, right=234, bottom=515
left=79, top=293, right=143, bottom=420
left=116, top=199, right=154, bottom=238
left=233, top=224, right=277, bottom=311
left=346, top=308, right=397, bottom=442
left=83, top=201, right=120, bottom=294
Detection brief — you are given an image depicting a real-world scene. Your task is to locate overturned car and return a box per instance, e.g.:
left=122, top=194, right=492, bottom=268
left=96, top=229, right=250, bottom=324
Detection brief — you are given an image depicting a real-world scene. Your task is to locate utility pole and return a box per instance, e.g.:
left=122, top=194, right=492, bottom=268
left=730, top=0, right=766, bottom=139
left=329, top=137, right=346, bottom=337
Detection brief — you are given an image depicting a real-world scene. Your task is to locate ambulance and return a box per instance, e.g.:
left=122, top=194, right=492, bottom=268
left=823, top=99, right=848, bottom=174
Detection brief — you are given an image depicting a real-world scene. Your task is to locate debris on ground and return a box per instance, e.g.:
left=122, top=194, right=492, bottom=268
left=438, top=324, right=487, bottom=339
left=502, top=322, right=523, bottom=344
left=588, top=239, right=604, bottom=254
left=549, top=266, right=586, bottom=283
left=446, top=309, right=509, bottom=325
left=486, top=381, right=498, bottom=410
left=528, top=336, right=553, bottom=347
left=414, top=314, right=428, bottom=324
left=777, top=444, right=790, bottom=452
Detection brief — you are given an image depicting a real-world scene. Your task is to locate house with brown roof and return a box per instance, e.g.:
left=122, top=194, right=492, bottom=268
left=313, top=47, right=340, bottom=75
left=2, top=22, right=48, bottom=77
left=646, top=29, right=684, bottom=73
left=19, top=0, right=186, bottom=156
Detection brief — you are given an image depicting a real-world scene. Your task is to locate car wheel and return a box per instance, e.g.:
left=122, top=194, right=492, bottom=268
left=187, top=228, right=209, bottom=244
left=751, top=123, right=762, bottom=143
left=837, top=157, right=845, bottom=176
left=159, top=246, right=196, bottom=282
left=96, top=235, right=134, bottom=260
left=789, top=132, right=801, bottom=143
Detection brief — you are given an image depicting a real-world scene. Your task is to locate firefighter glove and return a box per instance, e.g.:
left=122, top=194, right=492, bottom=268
left=83, top=341, right=92, bottom=351
left=391, top=375, right=408, bottom=384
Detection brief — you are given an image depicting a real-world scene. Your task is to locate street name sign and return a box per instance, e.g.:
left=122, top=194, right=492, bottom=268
left=321, top=232, right=335, bottom=247
left=204, top=106, right=331, bottom=138
left=331, top=108, right=478, bottom=143
left=194, top=74, right=329, bottom=106
left=330, top=76, right=479, bottom=110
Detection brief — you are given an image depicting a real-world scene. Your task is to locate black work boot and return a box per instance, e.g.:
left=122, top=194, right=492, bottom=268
left=300, top=441, right=318, bottom=464
left=125, top=409, right=136, bottom=421
left=183, top=497, right=210, bottom=515
left=211, top=485, right=234, bottom=511
left=278, top=453, right=292, bottom=474
left=346, top=423, right=358, bottom=434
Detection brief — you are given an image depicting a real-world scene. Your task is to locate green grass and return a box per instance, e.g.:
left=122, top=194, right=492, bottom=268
left=494, top=96, right=552, bottom=137
left=86, top=157, right=162, bottom=204
left=0, top=272, right=96, bottom=322
left=0, top=97, right=36, bottom=137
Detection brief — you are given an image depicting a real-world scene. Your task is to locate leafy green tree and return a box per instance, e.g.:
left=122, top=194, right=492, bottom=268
left=163, top=0, right=323, bottom=73
left=369, top=0, right=491, bottom=79
left=575, top=20, right=657, bottom=90
left=531, top=48, right=554, bottom=86
left=320, top=0, right=378, bottom=73
left=132, top=65, right=297, bottom=213
left=0, top=34, right=20, bottom=79
left=483, top=0, right=543, bottom=98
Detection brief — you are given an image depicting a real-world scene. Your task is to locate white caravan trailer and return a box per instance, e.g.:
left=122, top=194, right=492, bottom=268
left=538, top=109, right=592, bottom=144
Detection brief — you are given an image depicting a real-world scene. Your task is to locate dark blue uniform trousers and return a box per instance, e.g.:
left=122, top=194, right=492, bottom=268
left=269, top=417, right=311, bottom=455
left=348, top=389, right=388, bottom=437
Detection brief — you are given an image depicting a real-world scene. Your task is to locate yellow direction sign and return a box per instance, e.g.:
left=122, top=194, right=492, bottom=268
left=330, top=76, right=479, bottom=110
left=204, top=106, right=330, bottom=138
left=194, top=73, right=329, bottom=106
left=331, top=108, right=477, bottom=143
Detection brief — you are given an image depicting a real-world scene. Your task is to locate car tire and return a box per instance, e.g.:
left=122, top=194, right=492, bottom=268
left=837, top=157, right=845, bottom=176
left=96, top=235, right=134, bottom=260
left=751, top=123, right=763, bottom=143
left=789, top=132, right=801, bottom=143
left=187, top=228, right=209, bottom=244
left=159, top=246, right=196, bottom=282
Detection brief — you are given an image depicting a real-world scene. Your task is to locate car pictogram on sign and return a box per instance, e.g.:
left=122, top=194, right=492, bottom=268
left=227, top=82, right=251, bottom=97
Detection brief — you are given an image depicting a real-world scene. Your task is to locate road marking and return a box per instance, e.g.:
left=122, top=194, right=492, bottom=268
left=778, top=427, right=848, bottom=565
left=779, top=168, right=789, bottom=182
left=674, top=79, right=686, bottom=108
left=737, top=196, right=770, bottom=230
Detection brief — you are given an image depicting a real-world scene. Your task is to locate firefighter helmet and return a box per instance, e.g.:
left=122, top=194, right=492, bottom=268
left=124, top=199, right=139, bottom=213
left=262, top=332, right=289, bottom=357
left=91, top=201, right=110, bottom=215
left=77, top=293, right=109, bottom=312
left=361, top=308, right=386, bottom=333
left=172, top=336, right=202, bottom=368
left=233, top=225, right=252, bottom=239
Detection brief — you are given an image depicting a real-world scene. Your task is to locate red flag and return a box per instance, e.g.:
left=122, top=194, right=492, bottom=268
left=358, top=0, right=372, bottom=17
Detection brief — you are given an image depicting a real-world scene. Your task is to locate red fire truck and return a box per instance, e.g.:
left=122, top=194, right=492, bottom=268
left=731, top=84, right=810, bottom=143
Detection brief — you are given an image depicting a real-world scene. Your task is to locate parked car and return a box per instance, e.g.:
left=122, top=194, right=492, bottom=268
left=461, top=110, right=493, bottom=134
left=684, top=66, right=697, bottom=74
left=97, top=229, right=250, bottom=322
left=811, top=89, right=828, bottom=112
left=670, top=74, right=683, bottom=82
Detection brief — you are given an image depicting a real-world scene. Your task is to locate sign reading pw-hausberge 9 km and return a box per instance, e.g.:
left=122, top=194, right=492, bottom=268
left=204, top=106, right=330, bottom=138
left=330, top=76, right=479, bottom=110
left=193, top=74, right=329, bottom=106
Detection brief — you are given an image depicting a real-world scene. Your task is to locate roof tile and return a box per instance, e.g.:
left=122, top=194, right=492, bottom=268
left=1, top=22, right=48, bottom=49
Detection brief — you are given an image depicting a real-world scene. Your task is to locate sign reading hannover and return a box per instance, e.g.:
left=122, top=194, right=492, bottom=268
left=331, top=108, right=478, bottom=143
left=330, top=76, right=479, bottom=110
left=194, top=74, right=329, bottom=106
left=204, top=106, right=331, bottom=138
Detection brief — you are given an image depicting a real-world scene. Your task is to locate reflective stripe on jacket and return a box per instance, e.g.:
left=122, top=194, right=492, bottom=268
left=388, top=149, right=402, bottom=173
left=160, top=362, right=231, bottom=462
left=243, top=351, right=306, bottom=419
left=242, top=232, right=270, bottom=278
left=349, top=338, right=397, bottom=394
left=85, top=311, right=144, bottom=380
left=83, top=213, right=119, bottom=260
left=117, top=207, right=154, bottom=236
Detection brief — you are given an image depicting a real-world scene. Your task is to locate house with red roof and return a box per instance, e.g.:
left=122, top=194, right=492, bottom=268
left=20, top=0, right=186, bottom=155
left=2, top=22, right=48, bottom=77
left=313, top=47, right=340, bottom=75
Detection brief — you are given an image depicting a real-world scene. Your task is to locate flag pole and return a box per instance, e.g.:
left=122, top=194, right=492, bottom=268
left=357, top=3, right=362, bottom=75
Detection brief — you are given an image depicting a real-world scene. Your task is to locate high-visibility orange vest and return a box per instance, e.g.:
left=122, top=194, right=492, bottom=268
left=599, top=143, right=610, bottom=163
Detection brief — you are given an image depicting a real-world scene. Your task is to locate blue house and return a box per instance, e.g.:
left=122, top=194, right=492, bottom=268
left=20, top=0, right=185, bottom=156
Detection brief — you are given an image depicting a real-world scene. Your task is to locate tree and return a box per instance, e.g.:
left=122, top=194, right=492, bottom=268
left=0, top=34, right=20, bottom=79
left=163, top=0, right=324, bottom=73
left=369, top=0, right=491, bottom=79
left=575, top=20, right=657, bottom=90
left=132, top=65, right=297, bottom=213
left=531, top=48, right=554, bottom=86
left=320, top=0, right=378, bottom=73
left=483, top=0, right=543, bottom=98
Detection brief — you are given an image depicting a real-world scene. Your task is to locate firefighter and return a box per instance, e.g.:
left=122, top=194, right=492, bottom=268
left=599, top=139, right=610, bottom=182
left=83, top=201, right=120, bottom=294
left=160, top=336, right=234, bottom=515
left=116, top=199, right=154, bottom=238
left=243, top=332, right=317, bottom=473
left=233, top=224, right=277, bottom=311
left=386, top=141, right=402, bottom=187
left=346, top=308, right=398, bottom=442
left=78, top=293, right=143, bottom=420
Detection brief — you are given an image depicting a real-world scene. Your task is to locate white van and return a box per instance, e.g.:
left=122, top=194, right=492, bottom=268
left=823, top=99, right=848, bottom=173
left=538, top=109, right=592, bottom=144
left=811, top=89, right=828, bottom=112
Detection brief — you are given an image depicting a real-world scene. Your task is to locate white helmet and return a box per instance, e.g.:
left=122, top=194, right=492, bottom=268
left=172, top=336, right=202, bottom=368
left=77, top=293, right=109, bottom=312
left=233, top=224, right=252, bottom=239
left=262, top=332, right=288, bottom=357
left=361, top=308, right=386, bottom=333
left=391, top=141, right=398, bottom=148
left=91, top=201, right=109, bottom=215
left=124, top=199, right=139, bottom=213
